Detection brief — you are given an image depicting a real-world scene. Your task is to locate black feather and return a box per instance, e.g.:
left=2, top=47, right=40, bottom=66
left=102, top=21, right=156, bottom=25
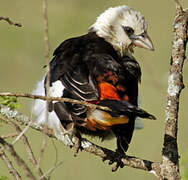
left=98, top=99, right=156, bottom=120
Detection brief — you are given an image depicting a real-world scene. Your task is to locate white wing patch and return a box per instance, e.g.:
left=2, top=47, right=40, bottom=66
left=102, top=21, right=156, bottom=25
left=31, top=77, right=74, bottom=145
left=32, top=77, right=65, bottom=125
left=32, top=77, right=64, bottom=128
left=49, top=80, right=64, bottom=99
left=32, top=76, right=46, bottom=125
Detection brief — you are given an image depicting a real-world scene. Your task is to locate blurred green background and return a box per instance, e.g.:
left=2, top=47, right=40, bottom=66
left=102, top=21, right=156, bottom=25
left=1, top=0, right=188, bottom=179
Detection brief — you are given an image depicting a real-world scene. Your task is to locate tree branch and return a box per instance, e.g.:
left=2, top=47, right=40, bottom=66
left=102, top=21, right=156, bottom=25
left=0, top=133, right=18, bottom=139
left=0, top=104, right=158, bottom=173
left=0, top=16, right=22, bottom=27
left=0, top=104, right=55, bottom=138
left=160, top=1, right=188, bottom=179
left=0, top=150, right=22, bottom=180
left=0, top=137, right=36, bottom=180
left=0, top=111, right=47, bottom=179
left=0, top=92, right=111, bottom=111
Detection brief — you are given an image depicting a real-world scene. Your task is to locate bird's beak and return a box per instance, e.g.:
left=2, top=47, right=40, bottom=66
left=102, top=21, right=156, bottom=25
left=130, top=32, right=154, bottom=51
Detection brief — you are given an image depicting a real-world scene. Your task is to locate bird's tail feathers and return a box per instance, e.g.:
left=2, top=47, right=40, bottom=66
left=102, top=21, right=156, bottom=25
left=98, top=99, right=156, bottom=120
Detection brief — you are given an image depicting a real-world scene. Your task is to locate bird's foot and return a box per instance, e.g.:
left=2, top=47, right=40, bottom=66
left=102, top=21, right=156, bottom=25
left=102, top=151, right=125, bottom=172
left=59, top=123, right=82, bottom=156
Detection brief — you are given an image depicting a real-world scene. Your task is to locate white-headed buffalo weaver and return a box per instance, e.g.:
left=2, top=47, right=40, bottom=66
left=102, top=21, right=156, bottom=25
left=32, top=5, right=156, bottom=156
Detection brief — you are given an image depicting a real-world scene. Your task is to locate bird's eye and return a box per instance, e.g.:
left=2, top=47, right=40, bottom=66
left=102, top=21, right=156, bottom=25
left=122, top=26, right=134, bottom=36
left=140, top=32, right=145, bottom=38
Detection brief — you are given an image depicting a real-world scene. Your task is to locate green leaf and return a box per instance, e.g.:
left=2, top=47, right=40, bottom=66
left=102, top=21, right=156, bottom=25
left=0, top=96, right=20, bottom=110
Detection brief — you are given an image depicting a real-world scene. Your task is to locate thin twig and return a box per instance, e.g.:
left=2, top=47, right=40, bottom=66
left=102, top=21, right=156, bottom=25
left=12, top=121, right=32, bottom=145
left=0, top=114, right=46, bottom=180
left=0, top=133, right=18, bottom=139
left=0, top=150, right=22, bottom=180
left=41, top=0, right=51, bottom=172
left=42, top=0, right=50, bottom=95
left=0, top=92, right=111, bottom=111
left=42, top=0, right=50, bottom=62
left=36, top=139, right=47, bottom=172
left=51, top=139, right=58, bottom=165
left=39, top=160, right=64, bottom=180
left=0, top=137, right=36, bottom=180
left=0, top=16, right=22, bottom=27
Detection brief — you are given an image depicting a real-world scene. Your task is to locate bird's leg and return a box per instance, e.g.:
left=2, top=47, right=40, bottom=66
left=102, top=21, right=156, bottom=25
left=60, top=122, right=74, bottom=137
left=60, top=122, right=82, bottom=156
left=72, top=131, right=82, bottom=157
left=64, top=118, right=83, bottom=157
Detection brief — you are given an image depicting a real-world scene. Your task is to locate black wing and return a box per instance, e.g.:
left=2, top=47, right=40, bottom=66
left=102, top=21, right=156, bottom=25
left=47, top=33, right=121, bottom=101
left=48, top=38, right=98, bottom=101
left=45, top=34, right=121, bottom=122
left=111, top=55, right=142, bottom=153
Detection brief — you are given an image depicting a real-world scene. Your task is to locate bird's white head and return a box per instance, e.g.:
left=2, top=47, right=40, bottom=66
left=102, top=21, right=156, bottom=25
left=89, top=5, right=154, bottom=56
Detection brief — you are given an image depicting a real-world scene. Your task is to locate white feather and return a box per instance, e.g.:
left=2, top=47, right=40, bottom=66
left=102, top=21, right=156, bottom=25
left=49, top=80, right=64, bottom=99
left=31, top=76, right=74, bottom=145
left=32, top=76, right=46, bottom=125
left=32, top=77, right=61, bottom=128
left=90, top=5, right=147, bottom=56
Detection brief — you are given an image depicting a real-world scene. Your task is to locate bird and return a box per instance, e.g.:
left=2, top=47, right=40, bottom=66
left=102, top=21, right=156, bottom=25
left=32, top=5, right=155, bottom=157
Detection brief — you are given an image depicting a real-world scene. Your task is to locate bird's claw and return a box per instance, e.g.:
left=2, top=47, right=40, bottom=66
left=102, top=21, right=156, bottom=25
left=102, top=152, right=125, bottom=172
left=60, top=123, right=82, bottom=156
left=72, top=134, right=82, bottom=157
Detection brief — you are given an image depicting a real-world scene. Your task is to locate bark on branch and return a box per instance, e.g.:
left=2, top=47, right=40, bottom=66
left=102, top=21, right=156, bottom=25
left=159, top=1, right=188, bottom=179
left=0, top=92, right=111, bottom=111
left=0, top=104, right=156, bottom=173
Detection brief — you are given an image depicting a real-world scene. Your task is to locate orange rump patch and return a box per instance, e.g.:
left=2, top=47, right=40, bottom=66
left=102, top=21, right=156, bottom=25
left=98, top=82, right=120, bottom=101
left=84, top=109, right=129, bottom=131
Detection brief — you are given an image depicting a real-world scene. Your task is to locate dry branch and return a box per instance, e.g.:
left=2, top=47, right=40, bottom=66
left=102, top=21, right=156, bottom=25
left=0, top=151, right=22, bottom=180
left=42, top=0, right=50, bottom=123
left=36, top=139, right=47, bottom=173
left=0, top=137, right=36, bottom=180
left=0, top=92, right=111, bottom=111
left=0, top=16, right=22, bottom=27
left=41, top=0, right=51, bottom=171
left=0, top=104, right=156, bottom=173
left=0, top=114, right=46, bottom=180
left=0, top=104, right=54, bottom=138
left=159, top=1, right=188, bottom=179
left=0, top=133, right=18, bottom=139
left=42, top=0, right=50, bottom=61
